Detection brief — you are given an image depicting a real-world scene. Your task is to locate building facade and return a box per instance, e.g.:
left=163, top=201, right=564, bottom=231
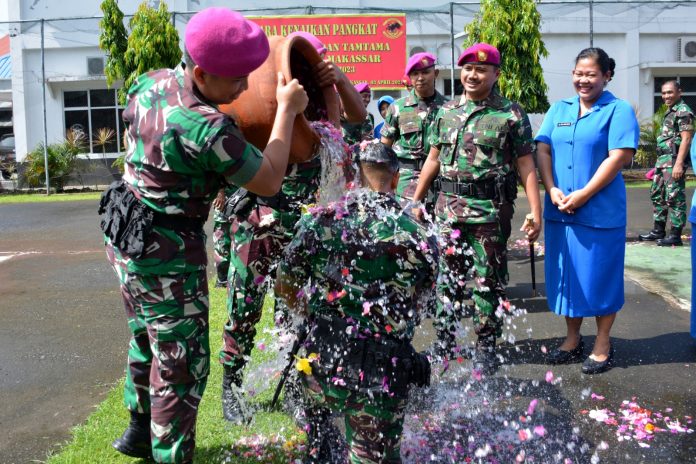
left=4, top=0, right=696, bottom=162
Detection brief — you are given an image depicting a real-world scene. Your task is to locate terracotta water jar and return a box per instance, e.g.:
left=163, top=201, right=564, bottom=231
left=219, top=35, right=340, bottom=163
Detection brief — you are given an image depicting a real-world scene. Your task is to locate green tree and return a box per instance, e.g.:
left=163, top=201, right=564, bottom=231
left=98, top=0, right=128, bottom=89
left=98, top=0, right=181, bottom=105
left=464, top=0, right=550, bottom=113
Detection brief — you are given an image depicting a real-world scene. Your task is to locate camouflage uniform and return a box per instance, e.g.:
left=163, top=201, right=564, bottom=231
left=342, top=113, right=375, bottom=145
left=106, top=65, right=263, bottom=463
left=651, top=99, right=695, bottom=230
left=380, top=89, right=448, bottom=204
left=429, top=92, right=535, bottom=341
left=219, top=158, right=321, bottom=370
left=212, top=186, right=238, bottom=285
left=279, top=190, right=438, bottom=463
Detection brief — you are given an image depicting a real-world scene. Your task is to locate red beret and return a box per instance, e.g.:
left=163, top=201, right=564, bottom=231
left=457, top=43, right=500, bottom=67
left=287, top=31, right=327, bottom=56
left=354, top=82, right=371, bottom=93
left=185, top=8, right=269, bottom=78
left=405, top=52, right=436, bottom=76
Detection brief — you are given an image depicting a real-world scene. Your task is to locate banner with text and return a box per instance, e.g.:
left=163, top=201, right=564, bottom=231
left=249, top=14, right=407, bottom=90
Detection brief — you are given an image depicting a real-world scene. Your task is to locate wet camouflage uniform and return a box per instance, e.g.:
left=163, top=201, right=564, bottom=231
left=106, top=65, right=262, bottom=463
left=219, top=159, right=321, bottom=370
left=429, top=92, right=535, bottom=341
left=342, top=113, right=375, bottom=145
left=380, top=89, right=448, bottom=204
left=651, top=99, right=695, bottom=229
left=280, top=190, right=438, bottom=463
left=212, top=186, right=238, bottom=285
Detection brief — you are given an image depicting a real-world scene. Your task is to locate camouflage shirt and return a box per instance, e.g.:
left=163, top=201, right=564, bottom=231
left=341, top=113, right=375, bottom=146
left=430, top=91, right=535, bottom=223
left=380, top=89, right=448, bottom=160
left=280, top=190, right=438, bottom=339
left=112, top=65, right=262, bottom=275
left=122, top=64, right=263, bottom=219
left=656, top=99, right=695, bottom=168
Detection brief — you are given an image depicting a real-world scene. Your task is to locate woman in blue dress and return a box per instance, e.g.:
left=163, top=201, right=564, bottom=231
left=535, top=48, right=639, bottom=374
left=690, top=140, right=696, bottom=341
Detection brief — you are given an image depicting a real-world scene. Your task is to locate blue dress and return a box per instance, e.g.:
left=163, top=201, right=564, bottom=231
left=535, top=91, right=639, bottom=317
left=690, top=141, right=696, bottom=339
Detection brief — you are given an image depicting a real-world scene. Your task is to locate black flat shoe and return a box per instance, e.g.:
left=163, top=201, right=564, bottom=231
left=582, top=346, right=615, bottom=375
left=546, top=338, right=584, bottom=365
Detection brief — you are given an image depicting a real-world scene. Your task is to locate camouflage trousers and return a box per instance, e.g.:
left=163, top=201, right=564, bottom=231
left=219, top=205, right=297, bottom=370
left=395, top=166, right=436, bottom=212
left=650, top=166, right=686, bottom=229
left=436, top=203, right=514, bottom=340
left=108, top=245, right=210, bottom=464
left=212, top=209, right=232, bottom=284
left=303, top=375, right=408, bottom=464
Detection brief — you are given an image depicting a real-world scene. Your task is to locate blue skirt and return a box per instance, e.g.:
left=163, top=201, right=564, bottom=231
left=544, top=220, right=625, bottom=317
left=691, top=221, right=696, bottom=339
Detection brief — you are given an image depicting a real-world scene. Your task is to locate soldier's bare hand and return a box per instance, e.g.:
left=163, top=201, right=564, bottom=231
left=521, top=221, right=542, bottom=242
left=672, top=161, right=685, bottom=180
left=313, top=60, right=338, bottom=88
left=212, top=189, right=225, bottom=211
left=276, top=72, right=308, bottom=116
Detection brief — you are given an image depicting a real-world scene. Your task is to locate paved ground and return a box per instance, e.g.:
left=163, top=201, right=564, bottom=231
left=0, top=186, right=694, bottom=463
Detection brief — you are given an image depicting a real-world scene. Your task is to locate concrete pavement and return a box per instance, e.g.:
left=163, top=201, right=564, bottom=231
left=0, top=186, right=694, bottom=463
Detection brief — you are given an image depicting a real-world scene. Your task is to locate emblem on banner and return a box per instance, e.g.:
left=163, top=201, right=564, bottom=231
left=383, top=18, right=404, bottom=39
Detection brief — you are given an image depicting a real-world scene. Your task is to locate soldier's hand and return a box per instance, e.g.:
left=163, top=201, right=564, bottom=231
left=276, top=72, right=308, bottom=116
left=212, top=189, right=225, bottom=211
left=521, top=219, right=541, bottom=242
left=412, top=207, right=424, bottom=222
left=673, top=161, right=685, bottom=180
left=313, top=60, right=338, bottom=88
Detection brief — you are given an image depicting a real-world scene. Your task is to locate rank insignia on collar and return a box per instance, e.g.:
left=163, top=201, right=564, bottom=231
left=477, top=50, right=488, bottom=62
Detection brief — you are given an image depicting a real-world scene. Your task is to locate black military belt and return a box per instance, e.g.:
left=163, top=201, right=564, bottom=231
left=152, top=212, right=205, bottom=231
left=398, top=157, right=425, bottom=171
left=437, top=178, right=497, bottom=199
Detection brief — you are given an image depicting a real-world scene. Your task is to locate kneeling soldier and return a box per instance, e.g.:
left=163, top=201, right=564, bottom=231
left=276, top=141, right=439, bottom=463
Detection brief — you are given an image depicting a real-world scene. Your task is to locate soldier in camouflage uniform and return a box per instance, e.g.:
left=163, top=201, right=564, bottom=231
left=276, top=141, right=438, bottom=464
left=341, top=82, right=375, bottom=145
left=101, top=8, right=308, bottom=463
left=211, top=186, right=238, bottom=287
left=639, top=80, right=694, bottom=246
left=413, top=43, right=541, bottom=375
left=381, top=52, right=448, bottom=208
left=219, top=32, right=367, bottom=423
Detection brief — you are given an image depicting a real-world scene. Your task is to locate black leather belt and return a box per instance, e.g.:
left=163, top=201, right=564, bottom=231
left=398, top=157, right=424, bottom=171
left=437, top=178, right=497, bottom=199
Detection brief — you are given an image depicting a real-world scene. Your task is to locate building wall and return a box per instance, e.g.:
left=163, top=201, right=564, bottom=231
left=7, top=0, right=696, bottom=161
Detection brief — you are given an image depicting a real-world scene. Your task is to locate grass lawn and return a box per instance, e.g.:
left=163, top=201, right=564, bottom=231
left=46, top=286, right=305, bottom=464
left=0, top=192, right=102, bottom=204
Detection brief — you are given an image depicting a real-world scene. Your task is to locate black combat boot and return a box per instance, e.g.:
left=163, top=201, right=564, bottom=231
left=214, top=267, right=228, bottom=288
left=657, top=227, right=683, bottom=246
left=222, top=366, right=248, bottom=424
left=638, top=222, right=666, bottom=241
left=112, top=411, right=151, bottom=459
left=472, top=335, right=498, bottom=375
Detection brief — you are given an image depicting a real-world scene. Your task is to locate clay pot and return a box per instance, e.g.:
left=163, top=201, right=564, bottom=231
left=219, top=35, right=340, bottom=164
